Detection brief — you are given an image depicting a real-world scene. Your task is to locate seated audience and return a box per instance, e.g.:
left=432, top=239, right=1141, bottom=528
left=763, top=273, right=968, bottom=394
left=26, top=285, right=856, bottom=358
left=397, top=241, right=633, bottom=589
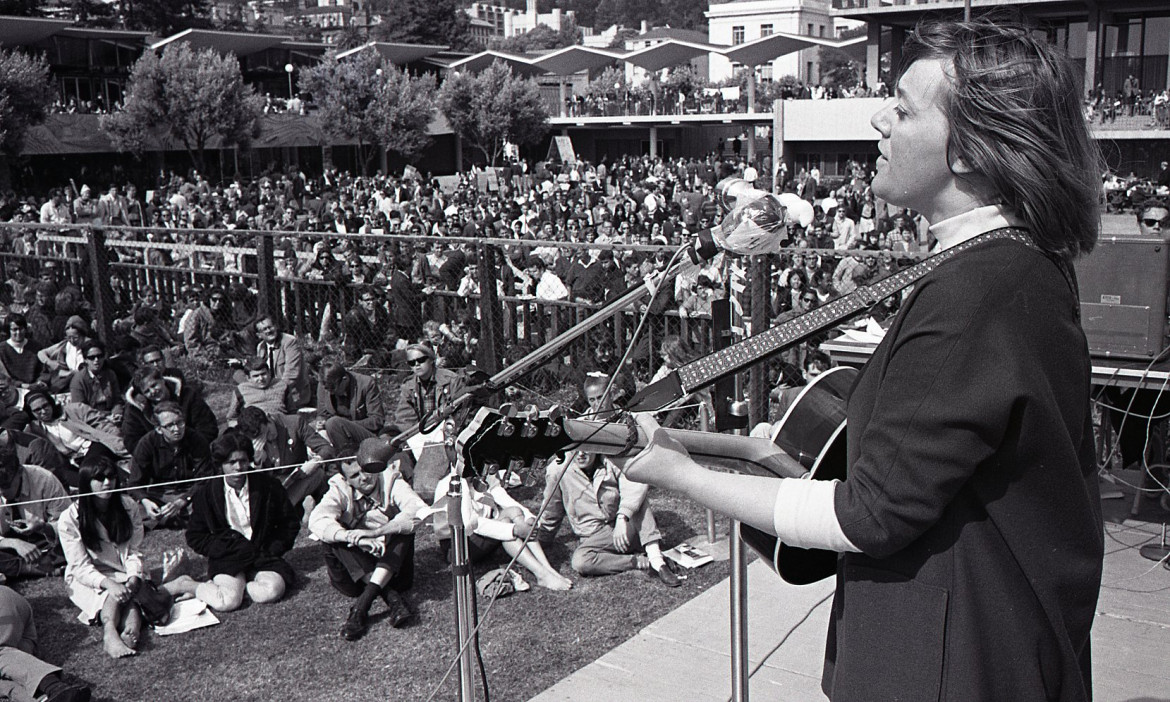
left=0, top=314, right=42, bottom=390
left=229, top=356, right=291, bottom=420
left=309, top=438, right=423, bottom=641
left=69, top=340, right=123, bottom=424
left=184, top=431, right=301, bottom=612
left=235, top=406, right=335, bottom=508
left=253, top=315, right=310, bottom=410
left=317, top=358, right=384, bottom=451
left=20, top=392, right=127, bottom=488
left=121, top=366, right=218, bottom=457
left=129, top=401, right=214, bottom=529
left=0, top=437, right=70, bottom=580
left=433, top=467, right=572, bottom=591
left=58, top=455, right=198, bottom=659
left=0, top=584, right=92, bottom=701
left=36, top=315, right=91, bottom=394
left=536, top=374, right=680, bottom=587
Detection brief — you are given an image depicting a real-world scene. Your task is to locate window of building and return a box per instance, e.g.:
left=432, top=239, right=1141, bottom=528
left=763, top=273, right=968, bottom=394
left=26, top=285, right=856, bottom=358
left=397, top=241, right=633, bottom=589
left=819, top=25, right=825, bottom=37
left=761, top=24, right=773, bottom=38
left=808, top=23, right=814, bottom=36
left=759, top=64, right=774, bottom=83
left=733, top=26, right=745, bottom=44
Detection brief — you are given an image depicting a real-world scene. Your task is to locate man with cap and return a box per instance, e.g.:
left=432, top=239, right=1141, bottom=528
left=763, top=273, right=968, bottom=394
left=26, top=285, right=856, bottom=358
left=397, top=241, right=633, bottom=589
left=308, top=437, right=425, bottom=641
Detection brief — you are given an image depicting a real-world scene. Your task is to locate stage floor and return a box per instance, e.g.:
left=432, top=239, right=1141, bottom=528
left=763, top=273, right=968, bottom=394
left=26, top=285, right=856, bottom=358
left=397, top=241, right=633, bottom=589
left=530, top=470, right=1170, bottom=701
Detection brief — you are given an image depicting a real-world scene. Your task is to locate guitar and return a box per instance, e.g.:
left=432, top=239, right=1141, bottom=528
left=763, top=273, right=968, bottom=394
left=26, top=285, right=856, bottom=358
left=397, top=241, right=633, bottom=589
left=455, top=366, right=857, bottom=585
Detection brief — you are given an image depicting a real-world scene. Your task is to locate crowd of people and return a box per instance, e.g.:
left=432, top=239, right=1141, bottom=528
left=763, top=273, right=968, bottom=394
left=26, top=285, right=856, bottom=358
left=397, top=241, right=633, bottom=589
left=0, top=151, right=947, bottom=698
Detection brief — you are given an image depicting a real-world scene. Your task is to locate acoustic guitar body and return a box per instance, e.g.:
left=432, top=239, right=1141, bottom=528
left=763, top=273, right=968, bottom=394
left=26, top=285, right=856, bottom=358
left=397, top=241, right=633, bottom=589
left=740, top=365, right=857, bottom=585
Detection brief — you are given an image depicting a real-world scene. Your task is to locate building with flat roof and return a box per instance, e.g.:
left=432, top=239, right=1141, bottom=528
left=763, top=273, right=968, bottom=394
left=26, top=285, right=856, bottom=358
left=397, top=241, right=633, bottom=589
left=707, top=0, right=836, bottom=84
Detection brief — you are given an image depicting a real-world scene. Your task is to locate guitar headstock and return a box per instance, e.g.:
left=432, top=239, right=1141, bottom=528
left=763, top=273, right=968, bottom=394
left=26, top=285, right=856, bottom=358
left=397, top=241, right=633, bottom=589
left=456, top=405, right=573, bottom=478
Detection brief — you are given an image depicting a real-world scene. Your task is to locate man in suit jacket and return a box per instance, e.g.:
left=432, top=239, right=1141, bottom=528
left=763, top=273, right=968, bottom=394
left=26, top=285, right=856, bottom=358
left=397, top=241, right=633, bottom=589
left=184, top=432, right=301, bottom=613
left=317, top=358, right=384, bottom=453
left=254, top=316, right=310, bottom=410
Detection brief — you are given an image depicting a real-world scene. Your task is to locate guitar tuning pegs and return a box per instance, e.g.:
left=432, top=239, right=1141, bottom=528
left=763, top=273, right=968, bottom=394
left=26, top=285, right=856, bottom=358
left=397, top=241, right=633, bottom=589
left=545, top=406, right=565, bottom=437
left=485, top=461, right=500, bottom=476
left=498, top=403, right=518, bottom=418
left=520, top=404, right=541, bottom=438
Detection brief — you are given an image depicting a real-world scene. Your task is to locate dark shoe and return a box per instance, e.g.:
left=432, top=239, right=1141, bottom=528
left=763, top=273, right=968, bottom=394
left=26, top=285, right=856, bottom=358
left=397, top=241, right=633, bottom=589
left=340, top=606, right=368, bottom=641
left=382, top=590, right=417, bottom=628
left=39, top=678, right=92, bottom=702
left=650, top=560, right=682, bottom=588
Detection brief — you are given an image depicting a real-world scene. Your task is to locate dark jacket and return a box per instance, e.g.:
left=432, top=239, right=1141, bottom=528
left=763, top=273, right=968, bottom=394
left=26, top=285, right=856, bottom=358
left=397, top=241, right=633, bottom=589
left=826, top=238, right=1102, bottom=701
left=317, top=370, right=384, bottom=432
left=129, top=429, right=214, bottom=503
left=121, top=376, right=219, bottom=456
left=185, top=473, right=300, bottom=584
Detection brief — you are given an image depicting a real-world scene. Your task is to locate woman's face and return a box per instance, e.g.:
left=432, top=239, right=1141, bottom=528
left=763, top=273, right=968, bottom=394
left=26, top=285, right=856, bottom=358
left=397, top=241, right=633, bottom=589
left=221, top=450, right=251, bottom=490
left=869, top=58, right=959, bottom=218
left=89, top=470, right=117, bottom=500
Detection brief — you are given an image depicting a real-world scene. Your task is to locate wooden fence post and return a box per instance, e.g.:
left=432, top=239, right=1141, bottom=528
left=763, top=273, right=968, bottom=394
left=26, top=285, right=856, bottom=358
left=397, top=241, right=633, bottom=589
left=255, top=232, right=278, bottom=325
left=475, top=243, right=502, bottom=374
left=85, top=227, right=112, bottom=343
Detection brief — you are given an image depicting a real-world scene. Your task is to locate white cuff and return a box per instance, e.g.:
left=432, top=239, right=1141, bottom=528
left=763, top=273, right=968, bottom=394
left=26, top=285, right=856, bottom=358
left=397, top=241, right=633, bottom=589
left=772, top=478, right=860, bottom=553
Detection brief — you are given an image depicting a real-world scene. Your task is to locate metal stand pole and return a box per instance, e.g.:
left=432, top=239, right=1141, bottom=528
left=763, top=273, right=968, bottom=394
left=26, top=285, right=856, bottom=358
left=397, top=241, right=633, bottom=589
left=701, top=402, right=718, bottom=544
left=446, top=478, right=476, bottom=702
left=729, top=400, right=750, bottom=702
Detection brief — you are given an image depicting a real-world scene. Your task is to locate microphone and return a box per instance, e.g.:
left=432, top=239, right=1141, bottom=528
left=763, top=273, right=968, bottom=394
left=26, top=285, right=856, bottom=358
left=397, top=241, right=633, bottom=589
left=688, top=178, right=792, bottom=264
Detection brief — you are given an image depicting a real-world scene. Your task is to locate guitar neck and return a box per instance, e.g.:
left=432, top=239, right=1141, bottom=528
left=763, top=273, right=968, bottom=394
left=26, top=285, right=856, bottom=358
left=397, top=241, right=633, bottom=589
left=561, top=418, right=806, bottom=480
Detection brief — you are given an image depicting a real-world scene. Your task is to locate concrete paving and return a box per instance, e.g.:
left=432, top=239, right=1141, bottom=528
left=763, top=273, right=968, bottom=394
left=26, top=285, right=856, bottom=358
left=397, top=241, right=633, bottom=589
left=530, top=483, right=1170, bottom=702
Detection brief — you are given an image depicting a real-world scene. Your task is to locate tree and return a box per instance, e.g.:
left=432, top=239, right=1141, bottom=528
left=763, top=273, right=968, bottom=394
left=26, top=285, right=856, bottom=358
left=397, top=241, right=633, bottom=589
left=121, top=0, right=212, bottom=34
left=438, top=61, right=549, bottom=166
left=300, top=51, right=437, bottom=174
left=372, top=0, right=474, bottom=50
left=101, top=43, right=262, bottom=174
left=490, top=20, right=582, bottom=53
left=820, top=47, right=862, bottom=92
left=0, top=49, right=53, bottom=157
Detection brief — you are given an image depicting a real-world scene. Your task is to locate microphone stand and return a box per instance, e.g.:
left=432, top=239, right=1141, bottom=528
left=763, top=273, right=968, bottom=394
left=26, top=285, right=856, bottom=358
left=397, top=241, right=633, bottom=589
left=446, top=476, right=477, bottom=702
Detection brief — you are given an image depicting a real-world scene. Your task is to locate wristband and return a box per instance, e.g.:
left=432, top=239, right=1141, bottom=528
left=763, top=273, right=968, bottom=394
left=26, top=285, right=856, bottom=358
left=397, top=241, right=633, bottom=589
left=616, top=514, right=629, bottom=523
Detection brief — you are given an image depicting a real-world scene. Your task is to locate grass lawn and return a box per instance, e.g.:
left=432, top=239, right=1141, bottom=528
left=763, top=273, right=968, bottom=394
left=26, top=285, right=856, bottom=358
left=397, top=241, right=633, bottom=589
left=22, top=376, right=736, bottom=702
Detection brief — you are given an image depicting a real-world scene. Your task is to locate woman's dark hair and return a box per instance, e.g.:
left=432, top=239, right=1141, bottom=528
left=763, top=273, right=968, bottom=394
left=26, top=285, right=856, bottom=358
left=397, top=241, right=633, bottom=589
left=211, top=430, right=254, bottom=466
left=77, top=454, right=132, bottom=552
left=900, top=17, right=1103, bottom=260
left=6, top=313, right=26, bottom=330
left=22, top=391, right=63, bottom=421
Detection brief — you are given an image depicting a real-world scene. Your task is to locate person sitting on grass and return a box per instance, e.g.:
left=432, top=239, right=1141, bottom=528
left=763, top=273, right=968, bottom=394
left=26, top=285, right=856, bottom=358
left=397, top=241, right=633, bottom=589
left=69, top=340, right=124, bottom=427
left=121, top=366, right=218, bottom=458
left=0, top=584, right=93, bottom=702
left=0, top=435, right=70, bottom=581
left=36, top=315, right=92, bottom=394
left=235, top=406, right=335, bottom=510
left=57, top=455, right=200, bottom=659
left=129, top=401, right=213, bottom=530
left=184, top=431, right=301, bottom=613
left=20, top=391, right=128, bottom=489
left=433, top=466, right=572, bottom=591
left=228, top=355, right=291, bottom=420
left=309, top=437, right=424, bottom=641
left=535, top=374, right=681, bottom=588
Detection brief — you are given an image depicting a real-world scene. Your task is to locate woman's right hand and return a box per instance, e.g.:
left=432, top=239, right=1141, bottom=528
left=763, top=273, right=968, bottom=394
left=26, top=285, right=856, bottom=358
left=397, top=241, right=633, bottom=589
left=612, top=413, right=696, bottom=489
left=104, top=579, right=132, bottom=604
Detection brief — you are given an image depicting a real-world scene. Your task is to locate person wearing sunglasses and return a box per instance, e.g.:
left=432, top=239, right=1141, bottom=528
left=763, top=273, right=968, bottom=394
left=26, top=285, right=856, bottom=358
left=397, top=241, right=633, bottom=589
left=394, top=344, right=465, bottom=431
left=20, top=391, right=128, bottom=489
left=1136, top=197, right=1170, bottom=237
left=69, top=341, right=123, bottom=426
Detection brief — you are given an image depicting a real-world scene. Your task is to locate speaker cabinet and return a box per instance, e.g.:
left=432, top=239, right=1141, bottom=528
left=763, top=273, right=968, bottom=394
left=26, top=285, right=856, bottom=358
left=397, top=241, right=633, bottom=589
left=1074, top=235, right=1170, bottom=359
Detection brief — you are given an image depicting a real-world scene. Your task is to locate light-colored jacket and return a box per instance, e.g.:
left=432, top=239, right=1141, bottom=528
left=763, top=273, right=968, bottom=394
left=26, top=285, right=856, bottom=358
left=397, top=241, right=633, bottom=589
left=58, top=498, right=145, bottom=591
left=308, top=471, right=425, bottom=543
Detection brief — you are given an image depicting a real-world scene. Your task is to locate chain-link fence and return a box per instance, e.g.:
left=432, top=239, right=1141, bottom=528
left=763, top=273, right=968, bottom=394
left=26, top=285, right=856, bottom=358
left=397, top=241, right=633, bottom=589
left=0, top=222, right=928, bottom=427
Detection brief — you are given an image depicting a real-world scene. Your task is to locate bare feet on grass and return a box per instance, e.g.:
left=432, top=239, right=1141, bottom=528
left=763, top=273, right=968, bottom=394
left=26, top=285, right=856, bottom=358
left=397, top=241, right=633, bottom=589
left=104, top=631, right=137, bottom=659
left=536, top=574, right=573, bottom=591
left=119, top=606, right=143, bottom=651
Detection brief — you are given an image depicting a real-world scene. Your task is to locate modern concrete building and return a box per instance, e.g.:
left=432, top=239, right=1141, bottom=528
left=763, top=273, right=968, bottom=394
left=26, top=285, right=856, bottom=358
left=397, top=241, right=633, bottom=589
left=465, top=1, right=578, bottom=40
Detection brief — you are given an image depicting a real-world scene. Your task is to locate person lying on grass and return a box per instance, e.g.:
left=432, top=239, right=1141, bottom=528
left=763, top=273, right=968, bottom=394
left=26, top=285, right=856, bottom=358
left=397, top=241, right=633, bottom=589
left=58, top=454, right=199, bottom=659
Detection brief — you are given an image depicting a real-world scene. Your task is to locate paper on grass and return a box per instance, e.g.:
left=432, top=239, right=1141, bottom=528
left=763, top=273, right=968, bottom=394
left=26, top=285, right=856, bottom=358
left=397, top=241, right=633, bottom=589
left=664, top=542, right=714, bottom=569
left=154, top=599, right=221, bottom=636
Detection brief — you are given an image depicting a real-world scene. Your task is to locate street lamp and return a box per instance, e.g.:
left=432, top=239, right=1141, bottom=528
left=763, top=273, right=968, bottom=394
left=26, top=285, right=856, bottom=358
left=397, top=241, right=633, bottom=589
left=284, top=63, right=294, bottom=99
